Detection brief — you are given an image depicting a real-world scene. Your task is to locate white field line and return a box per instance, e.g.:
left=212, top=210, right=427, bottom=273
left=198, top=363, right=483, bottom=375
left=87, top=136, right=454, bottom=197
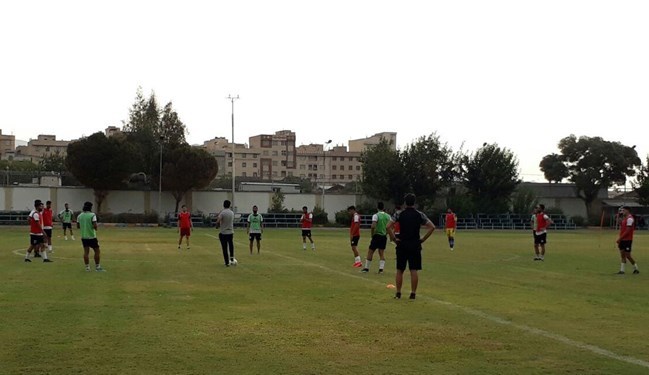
left=11, top=248, right=155, bottom=263
left=203, top=234, right=649, bottom=370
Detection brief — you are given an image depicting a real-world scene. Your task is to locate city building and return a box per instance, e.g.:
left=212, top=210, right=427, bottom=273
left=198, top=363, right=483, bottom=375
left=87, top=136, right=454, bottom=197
left=349, top=132, right=397, bottom=152
left=0, top=129, right=16, bottom=159
left=14, top=135, right=71, bottom=162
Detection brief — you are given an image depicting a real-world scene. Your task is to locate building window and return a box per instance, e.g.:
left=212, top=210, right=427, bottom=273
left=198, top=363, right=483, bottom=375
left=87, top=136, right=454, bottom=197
left=281, top=150, right=287, bottom=156
left=241, top=153, right=247, bottom=158
left=288, top=171, right=293, bottom=176
left=340, top=175, right=344, bottom=179
left=332, top=156, right=337, bottom=161
left=281, top=171, right=286, bottom=177
left=253, top=163, right=257, bottom=168
left=228, top=162, right=232, bottom=167
left=281, top=160, right=287, bottom=166
left=253, top=154, right=258, bottom=158
left=332, top=175, right=337, bottom=179
left=348, top=166, right=353, bottom=170
left=356, top=166, right=361, bottom=170
left=253, top=172, right=258, bottom=177
left=242, top=162, right=247, bottom=168
left=332, top=165, right=337, bottom=170
left=349, top=175, right=353, bottom=180
left=349, top=157, right=353, bottom=161
left=242, top=172, right=247, bottom=177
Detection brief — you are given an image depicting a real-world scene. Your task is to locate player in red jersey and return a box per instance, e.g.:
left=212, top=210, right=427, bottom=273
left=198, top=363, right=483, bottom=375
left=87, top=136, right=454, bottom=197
left=616, top=206, right=639, bottom=275
left=444, top=208, right=457, bottom=251
left=42, top=200, right=54, bottom=253
left=177, top=205, right=193, bottom=250
left=24, top=199, right=52, bottom=263
left=300, top=206, right=315, bottom=250
left=533, top=204, right=553, bottom=261
left=347, top=206, right=362, bottom=267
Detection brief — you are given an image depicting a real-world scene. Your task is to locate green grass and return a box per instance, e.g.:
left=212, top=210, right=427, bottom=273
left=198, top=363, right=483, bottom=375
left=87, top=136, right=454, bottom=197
left=1, top=226, right=648, bottom=374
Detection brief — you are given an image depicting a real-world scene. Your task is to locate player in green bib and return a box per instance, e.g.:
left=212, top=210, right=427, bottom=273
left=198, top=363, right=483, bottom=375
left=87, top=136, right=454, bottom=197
left=247, top=205, right=264, bottom=254
left=361, top=201, right=391, bottom=274
left=77, top=201, right=104, bottom=272
left=58, top=202, right=76, bottom=240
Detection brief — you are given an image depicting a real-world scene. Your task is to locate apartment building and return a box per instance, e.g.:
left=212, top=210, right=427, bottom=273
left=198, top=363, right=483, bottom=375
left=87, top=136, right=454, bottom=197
left=14, top=135, right=71, bottom=162
left=349, top=132, right=397, bottom=152
left=0, top=129, right=16, bottom=159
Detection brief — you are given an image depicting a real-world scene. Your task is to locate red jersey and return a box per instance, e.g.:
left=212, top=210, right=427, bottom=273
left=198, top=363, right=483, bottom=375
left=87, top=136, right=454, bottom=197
left=445, top=213, right=457, bottom=229
left=178, top=212, right=192, bottom=229
left=350, top=213, right=360, bottom=237
left=301, top=213, right=313, bottom=229
left=619, top=215, right=635, bottom=241
left=29, top=210, right=43, bottom=235
left=42, top=208, right=53, bottom=228
left=535, top=213, right=549, bottom=233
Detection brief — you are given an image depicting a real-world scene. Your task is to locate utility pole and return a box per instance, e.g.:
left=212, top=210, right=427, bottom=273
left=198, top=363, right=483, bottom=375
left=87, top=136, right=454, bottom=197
left=227, top=94, right=240, bottom=211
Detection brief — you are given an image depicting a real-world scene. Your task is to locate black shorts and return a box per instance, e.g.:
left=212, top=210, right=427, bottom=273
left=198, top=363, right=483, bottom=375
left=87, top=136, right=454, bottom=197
left=618, top=240, right=633, bottom=252
left=369, top=234, right=387, bottom=250
left=301, top=230, right=312, bottom=238
left=534, top=232, right=547, bottom=245
left=249, top=233, right=262, bottom=242
left=63, top=222, right=72, bottom=229
left=44, top=229, right=52, bottom=238
left=350, top=235, right=360, bottom=247
left=30, top=235, right=44, bottom=246
left=81, top=238, right=100, bottom=249
left=396, top=246, right=422, bottom=271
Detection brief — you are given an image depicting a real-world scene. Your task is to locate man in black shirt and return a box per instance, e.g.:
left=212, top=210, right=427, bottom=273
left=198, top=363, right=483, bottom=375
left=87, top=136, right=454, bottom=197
left=387, top=194, right=435, bottom=300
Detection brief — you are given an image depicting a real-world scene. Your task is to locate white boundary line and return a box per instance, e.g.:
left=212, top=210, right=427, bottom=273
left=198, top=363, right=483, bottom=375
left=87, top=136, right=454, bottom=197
left=203, top=233, right=649, bottom=370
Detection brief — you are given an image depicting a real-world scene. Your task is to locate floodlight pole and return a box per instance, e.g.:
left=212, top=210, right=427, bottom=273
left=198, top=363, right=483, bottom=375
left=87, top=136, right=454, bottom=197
left=228, top=94, right=240, bottom=211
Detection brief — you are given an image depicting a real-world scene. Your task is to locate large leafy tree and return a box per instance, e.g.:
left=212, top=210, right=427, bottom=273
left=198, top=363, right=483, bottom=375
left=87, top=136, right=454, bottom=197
left=539, top=153, right=569, bottom=183
left=360, top=138, right=407, bottom=205
left=122, top=88, right=188, bottom=179
left=634, top=156, right=649, bottom=206
left=462, top=143, right=520, bottom=213
left=401, top=133, right=456, bottom=209
left=547, top=135, right=641, bottom=218
left=161, top=146, right=218, bottom=213
left=66, top=132, right=136, bottom=212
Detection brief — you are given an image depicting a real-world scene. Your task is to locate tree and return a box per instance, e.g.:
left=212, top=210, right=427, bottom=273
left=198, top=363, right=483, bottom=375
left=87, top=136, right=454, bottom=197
left=511, top=186, right=539, bottom=214
left=161, top=146, right=219, bottom=213
left=539, top=153, right=569, bottom=183
left=462, top=143, right=520, bottom=213
left=401, top=133, right=456, bottom=209
left=122, top=89, right=188, bottom=180
left=66, top=132, right=136, bottom=212
left=269, top=190, right=286, bottom=213
left=39, top=152, right=67, bottom=174
left=635, top=156, right=649, bottom=206
left=360, top=138, right=407, bottom=205
left=548, top=135, right=641, bottom=218
left=281, top=175, right=314, bottom=193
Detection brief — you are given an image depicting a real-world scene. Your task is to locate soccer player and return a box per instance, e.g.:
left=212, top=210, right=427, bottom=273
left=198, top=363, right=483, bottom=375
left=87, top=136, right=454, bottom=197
left=533, top=204, right=553, bottom=261
left=42, top=200, right=54, bottom=253
left=616, top=206, right=639, bottom=275
left=445, top=208, right=457, bottom=251
left=387, top=194, right=435, bottom=300
left=25, top=199, right=52, bottom=263
left=216, top=200, right=236, bottom=266
left=58, top=202, right=75, bottom=240
left=177, top=205, right=193, bottom=250
left=77, top=201, right=104, bottom=271
left=300, top=206, right=315, bottom=250
left=361, top=201, right=391, bottom=274
left=347, top=206, right=362, bottom=267
left=247, top=205, right=263, bottom=254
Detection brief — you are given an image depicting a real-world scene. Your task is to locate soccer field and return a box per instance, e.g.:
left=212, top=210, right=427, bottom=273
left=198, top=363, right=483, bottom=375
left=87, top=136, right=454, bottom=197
left=1, top=226, right=647, bottom=374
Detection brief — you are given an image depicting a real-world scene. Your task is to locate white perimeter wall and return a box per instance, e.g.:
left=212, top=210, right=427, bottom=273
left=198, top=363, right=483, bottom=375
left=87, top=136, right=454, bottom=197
left=1, top=187, right=358, bottom=222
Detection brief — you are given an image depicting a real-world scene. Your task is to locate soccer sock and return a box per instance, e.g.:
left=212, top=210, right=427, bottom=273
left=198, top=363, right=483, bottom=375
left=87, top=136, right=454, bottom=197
left=450, top=239, right=454, bottom=248
left=620, top=263, right=625, bottom=272
left=65, top=236, right=68, bottom=240
left=303, top=243, right=306, bottom=250
left=379, top=260, right=385, bottom=270
left=311, top=243, right=315, bottom=249
left=24, top=250, right=30, bottom=259
left=355, top=256, right=361, bottom=263
left=41, top=251, right=48, bottom=260
left=365, top=260, right=372, bottom=270
left=633, top=263, right=638, bottom=270
left=96, top=263, right=101, bottom=269
left=72, top=236, right=75, bottom=240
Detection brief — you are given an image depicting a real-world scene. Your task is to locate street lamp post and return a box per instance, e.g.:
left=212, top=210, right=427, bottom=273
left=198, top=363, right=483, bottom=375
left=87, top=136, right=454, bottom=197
left=321, top=140, right=332, bottom=210
left=227, top=94, right=240, bottom=211
left=158, top=136, right=164, bottom=222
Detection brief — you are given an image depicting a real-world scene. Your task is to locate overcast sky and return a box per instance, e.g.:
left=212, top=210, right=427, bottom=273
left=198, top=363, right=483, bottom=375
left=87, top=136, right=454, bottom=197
left=1, top=0, right=648, bottom=182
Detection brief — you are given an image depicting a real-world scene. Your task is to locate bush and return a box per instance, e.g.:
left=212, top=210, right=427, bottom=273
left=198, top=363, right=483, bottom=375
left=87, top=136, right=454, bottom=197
left=570, top=215, right=586, bottom=227
left=335, top=209, right=351, bottom=226
left=312, top=205, right=328, bottom=225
